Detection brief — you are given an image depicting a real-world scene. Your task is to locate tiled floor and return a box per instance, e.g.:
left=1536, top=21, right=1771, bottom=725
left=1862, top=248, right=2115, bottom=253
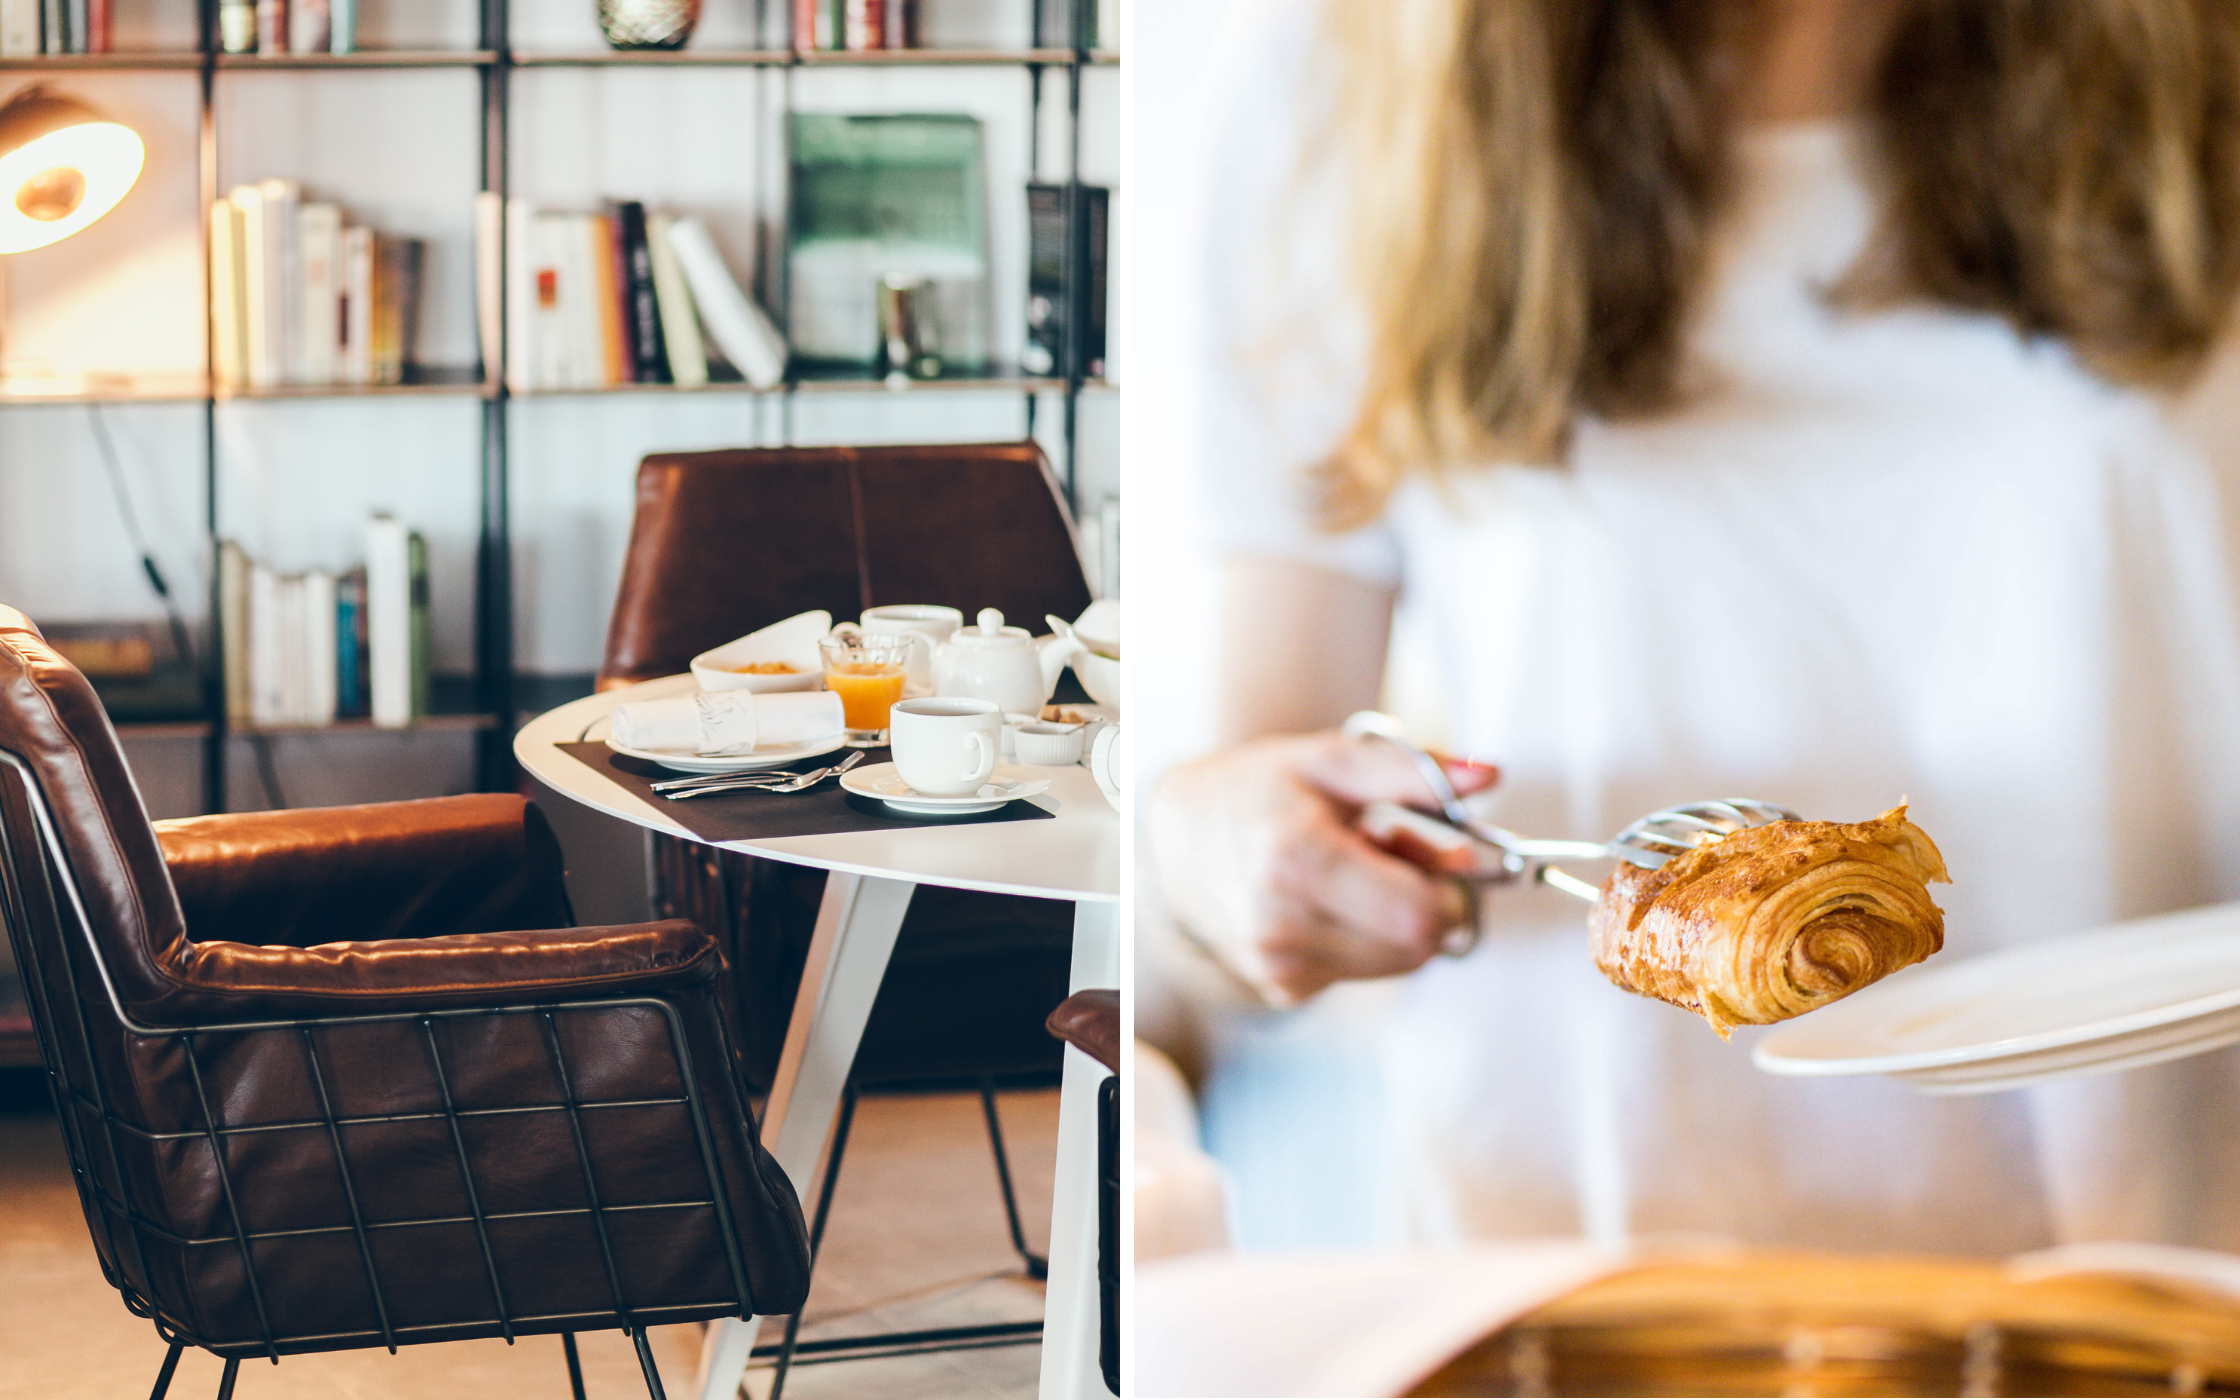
left=0, top=1076, right=1055, bottom=1400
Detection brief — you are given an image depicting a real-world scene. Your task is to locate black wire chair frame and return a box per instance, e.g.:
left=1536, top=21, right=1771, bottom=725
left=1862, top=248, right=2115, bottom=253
left=0, top=747, right=767, bottom=1399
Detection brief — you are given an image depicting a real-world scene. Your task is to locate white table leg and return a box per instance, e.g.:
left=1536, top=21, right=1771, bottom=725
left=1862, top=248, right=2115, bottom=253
left=1039, top=900, right=1120, bottom=1400
left=693, top=870, right=917, bottom=1400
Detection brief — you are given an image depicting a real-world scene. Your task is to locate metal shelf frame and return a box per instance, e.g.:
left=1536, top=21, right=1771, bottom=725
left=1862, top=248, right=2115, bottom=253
left=3, top=0, right=1113, bottom=812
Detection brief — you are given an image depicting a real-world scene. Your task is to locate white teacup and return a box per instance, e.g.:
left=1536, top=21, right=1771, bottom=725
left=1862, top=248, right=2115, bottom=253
left=862, top=604, right=964, bottom=696
left=889, top=697, right=1001, bottom=797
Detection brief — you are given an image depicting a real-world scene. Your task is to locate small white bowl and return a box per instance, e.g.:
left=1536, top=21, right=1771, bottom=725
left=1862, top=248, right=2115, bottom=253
left=1012, top=721, right=1087, bottom=766
left=690, top=609, right=830, bottom=693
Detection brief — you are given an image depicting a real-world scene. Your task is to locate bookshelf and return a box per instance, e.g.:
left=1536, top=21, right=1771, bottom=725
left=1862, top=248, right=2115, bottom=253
left=0, top=0, right=1118, bottom=814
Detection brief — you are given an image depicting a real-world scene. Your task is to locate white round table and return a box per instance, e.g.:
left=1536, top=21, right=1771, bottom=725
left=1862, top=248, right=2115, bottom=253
left=517, top=676, right=1119, bottom=1400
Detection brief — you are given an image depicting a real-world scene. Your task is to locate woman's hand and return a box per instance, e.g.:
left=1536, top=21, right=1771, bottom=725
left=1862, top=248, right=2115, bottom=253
left=1150, top=730, right=1499, bottom=1005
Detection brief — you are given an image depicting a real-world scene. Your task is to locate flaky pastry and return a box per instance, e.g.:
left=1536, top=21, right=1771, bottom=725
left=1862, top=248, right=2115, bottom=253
left=1587, top=805, right=1949, bottom=1038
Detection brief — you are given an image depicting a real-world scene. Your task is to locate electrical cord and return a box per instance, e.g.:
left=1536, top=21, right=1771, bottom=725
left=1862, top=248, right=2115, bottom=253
left=88, top=407, right=283, bottom=806
left=87, top=404, right=195, bottom=673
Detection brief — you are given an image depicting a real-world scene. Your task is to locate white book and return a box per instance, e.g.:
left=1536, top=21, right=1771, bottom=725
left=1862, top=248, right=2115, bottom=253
left=503, top=197, right=536, bottom=392
left=231, top=185, right=279, bottom=390
left=474, top=191, right=504, bottom=389
left=247, top=563, right=285, bottom=728
left=528, top=213, right=566, bottom=391
left=0, top=0, right=38, bottom=59
left=538, top=213, right=600, bottom=390
left=209, top=200, right=247, bottom=390
left=296, top=203, right=342, bottom=385
left=303, top=569, right=338, bottom=725
left=667, top=217, right=787, bottom=389
left=646, top=213, right=708, bottom=389
left=366, top=514, right=412, bottom=729
left=339, top=225, right=374, bottom=385
left=257, top=179, right=302, bottom=384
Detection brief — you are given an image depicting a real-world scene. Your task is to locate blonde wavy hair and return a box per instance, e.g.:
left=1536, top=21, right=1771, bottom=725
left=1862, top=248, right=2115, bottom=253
left=1321, top=0, right=2240, bottom=527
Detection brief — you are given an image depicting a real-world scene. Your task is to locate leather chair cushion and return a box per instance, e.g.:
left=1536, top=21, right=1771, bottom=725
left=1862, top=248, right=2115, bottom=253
left=157, top=795, right=573, bottom=949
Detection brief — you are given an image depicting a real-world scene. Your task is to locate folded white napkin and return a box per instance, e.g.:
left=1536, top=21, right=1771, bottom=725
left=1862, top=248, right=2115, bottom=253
left=611, top=690, right=844, bottom=755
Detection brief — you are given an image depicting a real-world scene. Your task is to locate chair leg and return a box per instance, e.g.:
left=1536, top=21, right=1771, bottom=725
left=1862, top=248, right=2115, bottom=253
left=214, top=1358, right=240, bottom=1400
left=562, top=1333, right=588, bottom=1400
left=770, top=1085, right=860, bottom=1400
left=979, top=1077, right=1047, bottom=1280
left=630, top=1326, right=668, bottom=1400
left=147, top=1340, right=185, bottom=1400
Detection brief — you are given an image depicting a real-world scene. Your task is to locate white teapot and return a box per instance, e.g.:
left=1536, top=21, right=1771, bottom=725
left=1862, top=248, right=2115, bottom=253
left=932, top=608, right=1082, bottom=715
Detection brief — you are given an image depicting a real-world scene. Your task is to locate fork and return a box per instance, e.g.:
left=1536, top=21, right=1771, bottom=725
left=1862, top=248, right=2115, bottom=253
left=650, top=749, right=862, bottom=793
left=659, top=750, right=864, bottom=800
left=1342, top=711, right=1801, bottom=954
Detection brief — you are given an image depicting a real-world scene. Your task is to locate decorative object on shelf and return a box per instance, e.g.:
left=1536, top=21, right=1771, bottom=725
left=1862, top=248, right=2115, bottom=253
left=598, top=0, right=699, bottom=51
left=877, top=272, right=941, bottom=381
left=790, top=113, right=988, bottom=371
left=0, top=86, right=143, bottom=254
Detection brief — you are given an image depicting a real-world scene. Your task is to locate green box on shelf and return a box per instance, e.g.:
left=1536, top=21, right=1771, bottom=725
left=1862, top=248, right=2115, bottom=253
left=787, top=113, right=988, bottom=370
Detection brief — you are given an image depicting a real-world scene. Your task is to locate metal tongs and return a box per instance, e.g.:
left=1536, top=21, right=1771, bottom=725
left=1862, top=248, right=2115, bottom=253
left=1342, top=712, right=1801, bottom=955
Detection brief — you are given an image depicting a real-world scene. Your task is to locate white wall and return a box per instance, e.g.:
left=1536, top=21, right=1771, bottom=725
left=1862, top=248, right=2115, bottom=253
left=0, top=0, right=1119, bottom=702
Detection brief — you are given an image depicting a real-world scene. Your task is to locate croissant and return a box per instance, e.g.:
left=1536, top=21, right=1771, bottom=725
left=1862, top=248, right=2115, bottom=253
left=1587, top=805, right=1949, bottom=1038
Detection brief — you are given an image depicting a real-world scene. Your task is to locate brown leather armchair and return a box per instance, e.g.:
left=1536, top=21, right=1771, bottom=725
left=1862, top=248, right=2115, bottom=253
left=0, top=606, right=810, bottom=1399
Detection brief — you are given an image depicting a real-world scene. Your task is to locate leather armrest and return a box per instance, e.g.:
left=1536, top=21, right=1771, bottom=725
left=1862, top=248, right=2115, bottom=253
left=1046, top=988, right=1119, bottom=1073
left=155, top=794, right=572, bottom=949
left=131, top=919, right=718, bottom=1024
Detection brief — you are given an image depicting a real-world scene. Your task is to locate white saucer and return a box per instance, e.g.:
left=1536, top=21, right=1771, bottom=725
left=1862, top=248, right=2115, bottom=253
left=1753, top=900, right=2240, bottom=1094
left=840, top=761, right=1052, bottom=816
left=591, top=714, right=846, bottom=775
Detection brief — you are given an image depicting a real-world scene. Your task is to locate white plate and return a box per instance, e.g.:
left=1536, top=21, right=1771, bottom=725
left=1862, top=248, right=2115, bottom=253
left=590, top=713, right=846, bottom=774
left=1753, top=900, right=2240, bottom=1090
left=840, top=761, right=1051, bottom=815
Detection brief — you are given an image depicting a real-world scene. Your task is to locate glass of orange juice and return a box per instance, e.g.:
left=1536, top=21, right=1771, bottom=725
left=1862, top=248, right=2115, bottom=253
left=819, top=632, right=912, bottom=746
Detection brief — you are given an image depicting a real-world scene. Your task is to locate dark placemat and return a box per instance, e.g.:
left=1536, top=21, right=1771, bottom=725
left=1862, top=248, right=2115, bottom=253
left=558, top=742, right=1057, bottom=844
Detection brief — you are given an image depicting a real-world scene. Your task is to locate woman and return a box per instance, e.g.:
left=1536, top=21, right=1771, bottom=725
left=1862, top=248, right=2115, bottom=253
left=1148, top=0, right=2240, bottom=1255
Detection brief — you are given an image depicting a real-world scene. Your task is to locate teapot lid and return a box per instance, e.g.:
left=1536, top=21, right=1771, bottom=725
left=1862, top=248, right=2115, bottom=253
left=950, top=607, right=1031, bottom=649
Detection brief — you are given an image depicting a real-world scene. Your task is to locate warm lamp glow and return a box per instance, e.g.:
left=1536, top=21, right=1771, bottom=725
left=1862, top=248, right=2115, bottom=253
left=0, top=87, right=143, bottom=255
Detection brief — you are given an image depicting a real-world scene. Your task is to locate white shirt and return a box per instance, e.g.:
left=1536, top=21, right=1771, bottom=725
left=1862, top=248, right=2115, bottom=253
left=1185, top=3, right=2240, bottom=1256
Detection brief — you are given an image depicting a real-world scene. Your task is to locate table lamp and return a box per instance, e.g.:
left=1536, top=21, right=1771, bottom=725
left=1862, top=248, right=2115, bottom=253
left=0, top=84, right=143, bottom=254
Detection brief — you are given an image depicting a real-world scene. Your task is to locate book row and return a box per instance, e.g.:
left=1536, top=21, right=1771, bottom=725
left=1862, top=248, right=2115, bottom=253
left=215, top=0, right=361, bottom=56
left=206, top=173, right=1109, bottom=391
left=210, top=181, right=424, bottom=391
left=485, top=197, right=787, bottom=394
left=789, top=0, right=1119, bottom=52
left=217, top=515, right=429, bottom=730
left=0, top=0, right=107, bottom=55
